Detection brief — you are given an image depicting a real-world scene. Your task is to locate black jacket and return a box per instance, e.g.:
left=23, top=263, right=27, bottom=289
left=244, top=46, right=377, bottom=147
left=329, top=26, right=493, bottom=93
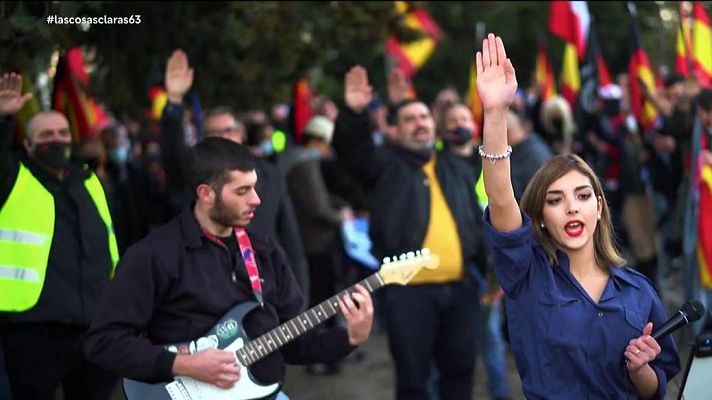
left=84, top=206, right=353, bottom=384
left=333, top=108, right=488, bottom=274
left=159, top=103, right=310, bottom=293
left=0, top=118, right=113, bottom=326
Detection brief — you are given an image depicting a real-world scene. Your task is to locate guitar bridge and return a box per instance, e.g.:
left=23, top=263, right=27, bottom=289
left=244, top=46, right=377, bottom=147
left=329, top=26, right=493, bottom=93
left=165, top=380, right=192, bottom=400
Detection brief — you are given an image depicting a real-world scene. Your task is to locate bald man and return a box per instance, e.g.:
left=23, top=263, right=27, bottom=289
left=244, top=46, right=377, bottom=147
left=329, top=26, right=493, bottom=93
left=0, top=74, right=117, bottom=399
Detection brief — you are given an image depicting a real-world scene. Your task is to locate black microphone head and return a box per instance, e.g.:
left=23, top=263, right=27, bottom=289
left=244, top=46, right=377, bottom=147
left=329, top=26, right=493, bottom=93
left=682, top=300, right=706, bottom=322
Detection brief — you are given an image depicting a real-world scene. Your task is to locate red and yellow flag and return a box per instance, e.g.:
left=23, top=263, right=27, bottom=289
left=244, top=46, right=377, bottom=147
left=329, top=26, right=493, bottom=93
left=698, top=160, right=712, bottom=289
left=559, top=44, right=581, bottom=107
left=548, top=1, right=590, bottom=60
left=548, top=1, right=590, bottom=108
left=535, top=44, right=557, bottom=102
left=52, top=48, right=100, bottom=141
left=628, top=11, right=659, bottom=132
left=677, top=2, right=692, bottom=77
left=385, top=1, right=443, bottom=79
left=147, top=85, right=168, bottom=121
left=466, top=59, right=483, bottom=128
left=597, top=53, right=612, bottom=87
left=697, top=128, right=712, bottom=289
left=291, top=78, right=314, bottom=145
left=692, top=2, right=712, bottom=87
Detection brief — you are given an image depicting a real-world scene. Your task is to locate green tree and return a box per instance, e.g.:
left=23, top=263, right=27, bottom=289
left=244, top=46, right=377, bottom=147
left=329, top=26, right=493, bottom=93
left=73, top=1, right=404, bottom=118
left=0, top=1, right=690, bottom=122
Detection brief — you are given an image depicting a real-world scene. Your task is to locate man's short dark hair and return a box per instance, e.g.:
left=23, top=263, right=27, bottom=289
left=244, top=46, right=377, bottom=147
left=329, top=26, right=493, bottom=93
left=664, top=74, right=684, bottom=88
left=695, top=89, right=712, bottom=112
left=186, top=137, right=256, bottom=194
left=387, top=99, right=425, bottom=126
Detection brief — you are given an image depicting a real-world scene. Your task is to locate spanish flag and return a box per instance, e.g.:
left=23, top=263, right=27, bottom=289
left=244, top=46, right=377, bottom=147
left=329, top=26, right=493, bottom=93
left=698, top=152, right=712, bottom=289
left=692, top=2, right=712, bottom=87
left=676, top=2, right=692, bottom=77
left=291, top=78, right=313, bottom=145
left=548, top=1, right=590, bottom=59
left=466, top=59, right=483, bottom=128
left=535, top=44, right=557, bottom=102
left=559, top=44, right=581, bottom=107
left=404, top=77, right=418, bottom=100
left=548, top=1, right=590, bottom=107
left=52, top=47, right=99, bottom=141
left=148, top=85, right=168, bottom=121
left=597, top=51, right=612, bottom=87
left=385, top=1, right=443, bottom=79
left=628, top=3, right=659, bottom=132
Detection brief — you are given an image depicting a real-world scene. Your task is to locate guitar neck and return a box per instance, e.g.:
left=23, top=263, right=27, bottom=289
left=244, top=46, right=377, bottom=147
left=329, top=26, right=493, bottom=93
left=234, top=273, right=385, bottom=367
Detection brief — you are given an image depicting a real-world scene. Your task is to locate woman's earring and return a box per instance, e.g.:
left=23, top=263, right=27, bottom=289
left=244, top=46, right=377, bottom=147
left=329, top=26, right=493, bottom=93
left=540, top=223, right=545, bottom=229
left=597, top=214, right=601, bottom=220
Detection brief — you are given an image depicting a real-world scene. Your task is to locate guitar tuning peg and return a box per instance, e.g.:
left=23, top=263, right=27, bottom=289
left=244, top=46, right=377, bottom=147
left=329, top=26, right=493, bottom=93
left=399, top=253, right=406, bottom=261
left=415, top=250, right=422, bottom=257
left=383, top=257, right=391, bottom=264
left=422, top=248, right=430, bottom=256
left=406, top=251, right=415, bottom=259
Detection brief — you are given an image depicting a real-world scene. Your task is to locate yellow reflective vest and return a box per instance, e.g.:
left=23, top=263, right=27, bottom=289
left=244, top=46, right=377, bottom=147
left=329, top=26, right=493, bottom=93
left=0, top=163, right=118, bottom=312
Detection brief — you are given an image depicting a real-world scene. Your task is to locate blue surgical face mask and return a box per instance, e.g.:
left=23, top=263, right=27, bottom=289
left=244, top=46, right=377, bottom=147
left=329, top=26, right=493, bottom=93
left=259, top=139, right=274, bottom=156
left=309, top=149, right=321, bottom=160
left=110, top=144, right=129, bottom=164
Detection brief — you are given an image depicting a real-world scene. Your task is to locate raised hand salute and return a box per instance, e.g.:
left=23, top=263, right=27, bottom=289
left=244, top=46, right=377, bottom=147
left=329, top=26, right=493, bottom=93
left=0, top=73, right=33, bottom=116
left=344, top=66, right=373, bottom=114
left=165, top=49, right=194, bottom=104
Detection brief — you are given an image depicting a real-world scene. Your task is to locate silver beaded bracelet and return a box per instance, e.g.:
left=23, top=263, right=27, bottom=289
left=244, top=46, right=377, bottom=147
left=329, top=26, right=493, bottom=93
left=478, top=145, right=513, bottom=164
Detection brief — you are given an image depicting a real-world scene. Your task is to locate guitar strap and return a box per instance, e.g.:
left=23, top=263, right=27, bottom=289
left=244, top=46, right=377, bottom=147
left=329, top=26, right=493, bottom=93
left=203, top=227, right=264, bottom=307
left=234, top=227, right=264, bottom=307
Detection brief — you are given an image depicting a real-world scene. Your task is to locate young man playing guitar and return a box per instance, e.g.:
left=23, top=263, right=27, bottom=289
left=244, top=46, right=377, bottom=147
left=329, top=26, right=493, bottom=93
left=84, top=137, right=374, bottom=400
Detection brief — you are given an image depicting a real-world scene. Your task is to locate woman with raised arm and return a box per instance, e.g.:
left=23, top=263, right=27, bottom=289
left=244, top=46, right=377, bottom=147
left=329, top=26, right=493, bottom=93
left=477, top=33, right=680, bottom=399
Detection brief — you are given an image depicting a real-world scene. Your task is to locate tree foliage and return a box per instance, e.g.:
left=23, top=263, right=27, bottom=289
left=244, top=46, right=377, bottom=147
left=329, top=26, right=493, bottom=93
left=0, top=1, right=688, bottom=121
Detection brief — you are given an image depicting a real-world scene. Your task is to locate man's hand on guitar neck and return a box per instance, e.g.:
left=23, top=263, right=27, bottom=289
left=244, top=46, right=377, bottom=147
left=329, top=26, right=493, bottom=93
left=172, top=348, right=241, bottom=389
left=339, top=284, right=374, bottom=346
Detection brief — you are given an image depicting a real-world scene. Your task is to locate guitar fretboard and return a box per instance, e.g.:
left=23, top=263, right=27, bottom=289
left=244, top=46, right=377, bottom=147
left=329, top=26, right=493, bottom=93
left=234, top=273, right=384, bottom=366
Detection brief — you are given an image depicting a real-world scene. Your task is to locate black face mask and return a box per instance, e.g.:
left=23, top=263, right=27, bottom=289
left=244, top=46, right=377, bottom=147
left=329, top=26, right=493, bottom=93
left=445, top=127, right=473, bottom=146
left=551, top=118, right=564, bottom=135
left=32, top=141, right=71, bottom=170
left=602, top=99, right=621, bottom=117
left=245, top=122, right=265, bottom=146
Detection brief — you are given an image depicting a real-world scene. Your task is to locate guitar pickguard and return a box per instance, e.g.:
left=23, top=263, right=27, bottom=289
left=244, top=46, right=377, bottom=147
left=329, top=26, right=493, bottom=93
left=123, top=301, right=281, bottom=400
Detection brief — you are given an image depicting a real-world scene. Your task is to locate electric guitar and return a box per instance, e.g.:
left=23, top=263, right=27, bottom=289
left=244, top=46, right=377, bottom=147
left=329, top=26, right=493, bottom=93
left=122, top=248, right=440, bottom=400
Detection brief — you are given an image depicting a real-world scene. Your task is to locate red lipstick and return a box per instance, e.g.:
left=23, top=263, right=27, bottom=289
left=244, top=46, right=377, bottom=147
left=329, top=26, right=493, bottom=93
left=564, top=220, right=584, bottom=237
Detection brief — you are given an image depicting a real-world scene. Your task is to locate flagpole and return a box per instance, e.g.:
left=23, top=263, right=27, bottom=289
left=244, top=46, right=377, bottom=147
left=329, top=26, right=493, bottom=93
left=475, top=22, right=485, bottom=50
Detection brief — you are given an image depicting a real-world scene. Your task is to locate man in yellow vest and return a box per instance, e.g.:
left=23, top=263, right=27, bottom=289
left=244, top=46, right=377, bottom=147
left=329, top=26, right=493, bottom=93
left=0, top=73, right=118, bottom=399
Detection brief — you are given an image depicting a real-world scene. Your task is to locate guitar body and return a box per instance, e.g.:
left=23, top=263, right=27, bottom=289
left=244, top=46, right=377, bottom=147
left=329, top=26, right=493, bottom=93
left=123, top=301, right=281, bottom=400
left=121, top=249, right=440, bottom=400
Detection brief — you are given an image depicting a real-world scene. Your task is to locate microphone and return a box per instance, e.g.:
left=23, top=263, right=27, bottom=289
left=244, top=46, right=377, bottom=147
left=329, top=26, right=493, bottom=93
left=652, top=300, right=706, bottom=340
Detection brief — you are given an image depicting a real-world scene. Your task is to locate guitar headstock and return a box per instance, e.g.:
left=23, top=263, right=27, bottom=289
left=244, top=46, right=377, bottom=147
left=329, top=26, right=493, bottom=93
left=377, top=248, right=440, bottom=286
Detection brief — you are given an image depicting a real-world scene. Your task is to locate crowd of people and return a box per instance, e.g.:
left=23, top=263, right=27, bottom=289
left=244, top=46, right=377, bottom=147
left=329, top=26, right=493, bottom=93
left=1, top=30, right=711, bottom=400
